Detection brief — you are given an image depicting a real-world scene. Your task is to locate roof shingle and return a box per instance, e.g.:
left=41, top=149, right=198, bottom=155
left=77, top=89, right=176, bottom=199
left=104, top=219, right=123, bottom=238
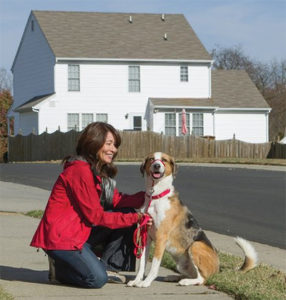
left=32, top=10, right=211, bottom=61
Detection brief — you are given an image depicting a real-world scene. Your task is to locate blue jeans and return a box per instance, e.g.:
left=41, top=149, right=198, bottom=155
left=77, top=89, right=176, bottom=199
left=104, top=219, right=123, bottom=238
left=46, top=243, right=108, bottom=288
left=46, top=208, right=136, bottom=288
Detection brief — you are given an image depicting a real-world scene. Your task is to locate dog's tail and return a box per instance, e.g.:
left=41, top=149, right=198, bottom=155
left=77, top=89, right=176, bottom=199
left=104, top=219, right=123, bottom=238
left=234, top=237, right=258, bottom=272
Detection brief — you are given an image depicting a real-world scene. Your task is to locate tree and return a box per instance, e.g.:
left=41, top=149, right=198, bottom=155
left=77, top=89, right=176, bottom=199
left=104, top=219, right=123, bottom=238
left=0, top=68, right=13, bottom=162
left=211, top=45, right=286, bottom=141
left=0, top=68, right=12, bottom=92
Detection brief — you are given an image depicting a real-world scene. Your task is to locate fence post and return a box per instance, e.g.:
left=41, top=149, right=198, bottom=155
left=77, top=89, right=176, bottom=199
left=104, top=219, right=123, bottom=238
left=232, top=134, right=236, bottom=157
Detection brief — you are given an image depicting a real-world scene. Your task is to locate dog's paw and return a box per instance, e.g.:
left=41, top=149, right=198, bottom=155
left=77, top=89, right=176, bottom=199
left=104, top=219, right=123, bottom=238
left=136, top=280, right=151, bottom=288
left=178, top=278, right=203, bottom=286
left=127, top=279, right=141, bottom=287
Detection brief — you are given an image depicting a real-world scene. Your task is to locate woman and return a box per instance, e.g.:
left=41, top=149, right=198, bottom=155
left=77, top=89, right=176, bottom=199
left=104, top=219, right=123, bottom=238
left=30, top=122, right=149, bottom=288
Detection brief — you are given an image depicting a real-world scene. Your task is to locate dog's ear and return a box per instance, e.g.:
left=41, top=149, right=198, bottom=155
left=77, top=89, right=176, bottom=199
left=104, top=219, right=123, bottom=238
left=170, top=156, right=178, bottom=177
left=140, top=159, right=147, bottom=177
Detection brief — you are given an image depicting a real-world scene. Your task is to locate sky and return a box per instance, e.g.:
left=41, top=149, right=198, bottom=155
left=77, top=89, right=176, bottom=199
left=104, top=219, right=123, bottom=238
left=0, top=0, right=285, bottom=73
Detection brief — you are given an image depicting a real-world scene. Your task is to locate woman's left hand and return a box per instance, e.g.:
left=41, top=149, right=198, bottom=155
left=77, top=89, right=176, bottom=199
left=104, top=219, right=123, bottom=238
left=145, top=214, right=153, bottom=228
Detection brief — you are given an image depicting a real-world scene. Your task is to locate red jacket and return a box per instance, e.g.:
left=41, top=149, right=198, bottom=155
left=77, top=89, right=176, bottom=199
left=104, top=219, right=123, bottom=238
left=30, top=160, right=144, bottom=250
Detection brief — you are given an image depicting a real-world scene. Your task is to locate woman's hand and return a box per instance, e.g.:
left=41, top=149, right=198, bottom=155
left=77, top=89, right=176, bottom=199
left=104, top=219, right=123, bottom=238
left=137, top=213, right=153, bottom=228
left=146, top=214, right=153, bottom=229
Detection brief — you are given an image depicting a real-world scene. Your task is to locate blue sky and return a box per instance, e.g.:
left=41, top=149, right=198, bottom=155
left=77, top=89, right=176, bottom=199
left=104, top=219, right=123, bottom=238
left=0, top=0, right=285, bottom=72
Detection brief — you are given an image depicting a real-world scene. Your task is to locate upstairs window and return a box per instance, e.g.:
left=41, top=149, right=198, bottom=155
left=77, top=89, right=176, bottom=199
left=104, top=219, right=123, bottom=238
left=180, top=65, right=188, bottom=82
left=68, top=65, right=80, bottom=91
left=129, top=66, right=140, bottom=92
left=67, top=113, right=80, bottom=131
left=192, top=113, right=204, bottom=136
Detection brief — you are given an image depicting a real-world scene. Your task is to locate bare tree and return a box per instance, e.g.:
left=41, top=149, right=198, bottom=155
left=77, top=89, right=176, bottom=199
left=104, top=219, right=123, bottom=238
left=0, top=68, right=12, bottom=92
left=211, top=45, right=286, bottom=141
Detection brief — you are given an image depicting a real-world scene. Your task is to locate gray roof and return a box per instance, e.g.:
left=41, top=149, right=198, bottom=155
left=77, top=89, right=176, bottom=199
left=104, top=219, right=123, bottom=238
left=32, top=10, right=211, bottom=61
left=14, top=93, right=54, bottom=112
left=150, top=70, right=270, bottom=109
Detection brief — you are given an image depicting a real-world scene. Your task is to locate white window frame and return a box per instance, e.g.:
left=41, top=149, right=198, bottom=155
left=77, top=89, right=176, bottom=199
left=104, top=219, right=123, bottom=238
left=67, top=113, right=80, bottom=131
left=192, top=113, right=204, bottom=136
left=180, top=65, right=188, bottom=82
left=68, top=64, right=80, bottom=91
left=81, top=113, right=94, bottom=130
left=165, top=113, right=176, bottom=136
left=128, top=66, right=140, bottom=92
left=96, top=113, right=108, bottom=123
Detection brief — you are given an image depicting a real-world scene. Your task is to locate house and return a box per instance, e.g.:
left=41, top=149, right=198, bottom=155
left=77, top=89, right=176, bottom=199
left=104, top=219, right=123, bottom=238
left=8, top=10, right=271, bottom=143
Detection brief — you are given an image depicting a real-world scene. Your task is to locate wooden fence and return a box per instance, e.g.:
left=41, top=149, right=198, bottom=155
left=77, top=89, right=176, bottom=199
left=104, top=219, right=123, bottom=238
left=8, top=130, right=286, bottom=162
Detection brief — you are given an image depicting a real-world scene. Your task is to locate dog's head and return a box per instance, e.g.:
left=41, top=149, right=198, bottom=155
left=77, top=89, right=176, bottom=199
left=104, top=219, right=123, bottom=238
left=140, top=152, right=177, bottom=180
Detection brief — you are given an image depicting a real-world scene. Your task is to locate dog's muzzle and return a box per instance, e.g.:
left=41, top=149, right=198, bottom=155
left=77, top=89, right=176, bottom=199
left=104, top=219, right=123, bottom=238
left=150, top=159, right=165, bottom=179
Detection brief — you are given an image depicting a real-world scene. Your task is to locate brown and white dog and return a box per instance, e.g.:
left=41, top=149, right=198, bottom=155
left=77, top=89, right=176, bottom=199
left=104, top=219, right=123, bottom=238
left=127, top=152, right=257, bottom=288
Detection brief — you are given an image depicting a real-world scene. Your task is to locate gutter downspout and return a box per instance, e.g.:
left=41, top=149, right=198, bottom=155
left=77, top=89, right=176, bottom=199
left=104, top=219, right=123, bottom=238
left=32, top=107, right=39, bottom=134
left=213, top=108, right=218, bottom=137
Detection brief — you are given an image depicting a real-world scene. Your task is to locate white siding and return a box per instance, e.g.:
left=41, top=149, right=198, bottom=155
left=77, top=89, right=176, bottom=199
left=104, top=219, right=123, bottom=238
left=215, top=111, right=268, bottom=143
left=40, top=62, right=211, bottom=133
left=12, top=14, right=55, bottom=110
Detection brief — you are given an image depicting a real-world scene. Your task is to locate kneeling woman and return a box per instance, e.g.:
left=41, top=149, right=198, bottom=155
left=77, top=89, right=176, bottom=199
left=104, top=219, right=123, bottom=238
left=30, top=122, right=150, bottom=288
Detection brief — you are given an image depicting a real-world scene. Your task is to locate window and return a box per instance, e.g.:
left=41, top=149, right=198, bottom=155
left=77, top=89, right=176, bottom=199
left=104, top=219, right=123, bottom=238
left=133, top=116, right=142, bottom=131
left=31, top=20, right=34, bottom=32
left=96, top=113, right=108, bottom=123
left=180, top=65, right=188, bottom=82
left=67, top=113, right=80, bottom=131
left=192, top=113, right=204, bottom=136
left=82, top=113, right=93, bottom=130
left=165, top=113, right=176, bottom=136
left=129, top=66, right=140, bottom=92
left=179, top=112, right=190, bottom=136
left=68, top=65, right=80, bottom=91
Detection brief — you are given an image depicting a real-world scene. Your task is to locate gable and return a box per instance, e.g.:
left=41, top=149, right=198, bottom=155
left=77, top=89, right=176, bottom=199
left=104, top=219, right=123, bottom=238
left=32, top=10, right=211, bottom=61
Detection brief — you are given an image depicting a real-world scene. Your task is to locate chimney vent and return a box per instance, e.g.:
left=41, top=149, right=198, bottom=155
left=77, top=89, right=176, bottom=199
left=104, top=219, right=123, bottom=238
left=164, top=33, right=168, bottom=40
left=161, top=14, right=165, bottom=21
left=129, top=16, right=133, bottom=23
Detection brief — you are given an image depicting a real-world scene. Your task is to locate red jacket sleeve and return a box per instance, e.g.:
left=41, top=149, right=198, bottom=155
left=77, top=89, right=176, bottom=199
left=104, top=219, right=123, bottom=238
left=112, top=189, right=145, bottom=209
left=64, top=163, right=139, bottom=229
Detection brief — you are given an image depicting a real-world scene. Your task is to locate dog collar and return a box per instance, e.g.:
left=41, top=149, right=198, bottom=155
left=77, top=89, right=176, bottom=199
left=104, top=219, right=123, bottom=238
left=147, top=188, right=171, bottom=199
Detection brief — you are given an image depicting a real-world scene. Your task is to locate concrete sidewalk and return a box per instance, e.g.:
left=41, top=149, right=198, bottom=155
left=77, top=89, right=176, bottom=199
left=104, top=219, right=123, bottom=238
left=0, top=181, right=285, bottom=300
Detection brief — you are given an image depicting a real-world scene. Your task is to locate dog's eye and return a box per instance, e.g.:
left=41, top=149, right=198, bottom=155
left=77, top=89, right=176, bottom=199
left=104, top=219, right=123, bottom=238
left=149, top=157, right=154, bottom=162
left=162, top=158, right=168, bottom=163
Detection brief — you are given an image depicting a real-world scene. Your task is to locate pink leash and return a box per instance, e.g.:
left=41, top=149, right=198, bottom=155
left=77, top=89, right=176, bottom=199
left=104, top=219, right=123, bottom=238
left=133, top=185, right=171, bottom=258
left=133, top=214, right=151, bottom=259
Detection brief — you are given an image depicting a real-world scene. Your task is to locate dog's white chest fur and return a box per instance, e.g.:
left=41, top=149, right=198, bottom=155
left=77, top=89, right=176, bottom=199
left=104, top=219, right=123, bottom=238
left=145, top=194, right=172, bottom=229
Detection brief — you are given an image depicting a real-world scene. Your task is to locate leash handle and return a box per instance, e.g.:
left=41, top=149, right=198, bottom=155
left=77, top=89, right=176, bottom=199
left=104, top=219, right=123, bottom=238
left=133, top=214, right=150, bottom=258
left=133, top=182, right=154, bottom=258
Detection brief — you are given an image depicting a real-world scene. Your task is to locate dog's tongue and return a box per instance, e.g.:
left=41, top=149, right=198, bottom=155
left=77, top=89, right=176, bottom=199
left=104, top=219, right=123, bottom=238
left=152, top=172, right=161, bottom=179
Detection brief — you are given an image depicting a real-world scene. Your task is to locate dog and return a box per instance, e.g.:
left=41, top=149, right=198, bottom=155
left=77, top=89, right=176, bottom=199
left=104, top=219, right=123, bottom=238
left=127, top=152, right=257, bottom=288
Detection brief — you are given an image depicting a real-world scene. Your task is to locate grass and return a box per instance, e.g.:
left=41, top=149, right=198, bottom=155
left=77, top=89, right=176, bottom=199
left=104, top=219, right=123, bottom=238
left=24, top=210, right=286, bottom=299
left=157, top=249, right=286, bottom=300
left=207, top=252, right=286, bottom=300
left=24, top=210, right=44, bottom=218
left=0, top=286, right=14, bottom=300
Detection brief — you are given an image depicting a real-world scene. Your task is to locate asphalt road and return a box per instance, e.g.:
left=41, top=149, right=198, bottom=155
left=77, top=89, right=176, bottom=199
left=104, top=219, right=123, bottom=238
left=0, top=163, right=285, bottom=249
